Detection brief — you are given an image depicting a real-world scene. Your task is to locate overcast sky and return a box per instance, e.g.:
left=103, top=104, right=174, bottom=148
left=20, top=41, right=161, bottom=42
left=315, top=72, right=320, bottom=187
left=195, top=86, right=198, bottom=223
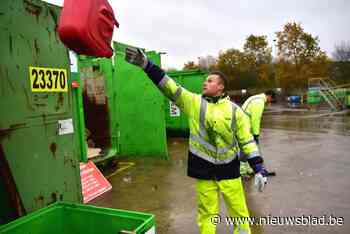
left=45, top=0, right=350, bottom=69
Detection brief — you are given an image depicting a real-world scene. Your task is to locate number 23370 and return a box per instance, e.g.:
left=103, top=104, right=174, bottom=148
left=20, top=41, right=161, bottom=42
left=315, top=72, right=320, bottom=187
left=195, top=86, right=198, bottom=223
left=29, top=66, right=68, bottom=92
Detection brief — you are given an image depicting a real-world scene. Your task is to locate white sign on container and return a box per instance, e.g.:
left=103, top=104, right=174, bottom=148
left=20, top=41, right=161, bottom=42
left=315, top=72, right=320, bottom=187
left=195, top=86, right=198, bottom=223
left=58, top=118, right=74, bottom=135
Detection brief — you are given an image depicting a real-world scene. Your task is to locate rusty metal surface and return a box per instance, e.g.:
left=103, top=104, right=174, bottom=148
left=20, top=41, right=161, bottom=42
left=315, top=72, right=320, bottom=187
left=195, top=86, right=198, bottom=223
left=80, top=67, right=111, bottom=149
left=0, top=0, right=82, bottom=223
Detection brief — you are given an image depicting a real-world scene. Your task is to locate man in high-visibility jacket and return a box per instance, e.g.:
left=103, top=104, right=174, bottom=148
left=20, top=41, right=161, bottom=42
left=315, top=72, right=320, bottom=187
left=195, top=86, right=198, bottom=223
left=125, top=48, right=269, bottom=234
left=240, top=92, right=274, bottom=176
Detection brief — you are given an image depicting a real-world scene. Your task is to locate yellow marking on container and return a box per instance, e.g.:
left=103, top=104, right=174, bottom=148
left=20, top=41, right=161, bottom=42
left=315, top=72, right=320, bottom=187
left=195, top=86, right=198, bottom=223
left=29, top=66, right=68, bottom=92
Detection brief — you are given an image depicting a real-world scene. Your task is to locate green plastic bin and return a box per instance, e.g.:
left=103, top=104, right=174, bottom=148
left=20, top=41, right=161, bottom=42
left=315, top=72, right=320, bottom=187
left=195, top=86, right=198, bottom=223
left=0, top=202, right=156, bottom=234
left=307, top=96, right=321, bottom=104
left=308, top=90, right=319, bottom=97
left=307, top=88, right=321, bottom=105
left=346, top=89, right=350, bottom=107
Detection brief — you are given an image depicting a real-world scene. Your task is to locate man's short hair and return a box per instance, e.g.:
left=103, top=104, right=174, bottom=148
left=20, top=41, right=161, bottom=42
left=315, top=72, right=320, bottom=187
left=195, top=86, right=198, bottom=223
left=265, top=90, right=276, bottom=99
left=265, top=90, right=275, bottom=97
left=209, top=71, right=228, bottom=90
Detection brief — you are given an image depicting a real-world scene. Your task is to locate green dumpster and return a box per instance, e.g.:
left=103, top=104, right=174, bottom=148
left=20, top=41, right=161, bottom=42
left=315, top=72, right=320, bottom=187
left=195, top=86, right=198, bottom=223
left=165, top=70, right=207, bottom=136
left=113, top=42, right=168, bottom=159
left=334, top=88, right=346, bottom=99
left=77, top=56, right=118, bottom=163
left=0, top=202, right=156, bottom=234
left=346, top=89, right=350, bottom=107
left=73, top=42, right=169, bottom=161
left=0, top=0, right=82, bottom=224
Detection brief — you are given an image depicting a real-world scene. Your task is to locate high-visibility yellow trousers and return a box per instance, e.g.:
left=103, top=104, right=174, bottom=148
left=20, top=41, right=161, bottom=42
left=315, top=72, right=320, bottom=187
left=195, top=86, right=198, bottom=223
left=196, top=178, right=251, bottom=234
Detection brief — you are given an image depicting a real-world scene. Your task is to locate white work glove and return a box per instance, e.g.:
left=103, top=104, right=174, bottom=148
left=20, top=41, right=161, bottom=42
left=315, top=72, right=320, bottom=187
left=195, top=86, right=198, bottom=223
left=254, top=173, right=267, bottom=192
left=252, top=163, right=268, bottom=192
left=125, top=47, right=148, bottom=69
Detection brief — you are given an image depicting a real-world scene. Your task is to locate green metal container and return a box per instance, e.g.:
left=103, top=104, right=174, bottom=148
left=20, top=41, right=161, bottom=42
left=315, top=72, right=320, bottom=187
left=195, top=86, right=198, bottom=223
left=71, top=72, right=88, bottom=162
left=77, top=57, right=118, bottom=163
left=0, top=202, right=156, bottom=234
left=334, top=88, right=346, bottom=99
left=74, top=42, right=169, bottom=161
left=346, top=89, right=350, bottom=107
left=0, top=0, right=82, bottom=224
left=113, top=42, right=168, bottom=159
left=165, top=70, right=207, bottom=135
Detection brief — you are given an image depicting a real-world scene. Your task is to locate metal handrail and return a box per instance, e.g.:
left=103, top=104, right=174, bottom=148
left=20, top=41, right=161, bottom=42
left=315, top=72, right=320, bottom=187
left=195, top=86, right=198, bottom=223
left=308, top=77, right=345, bottom=111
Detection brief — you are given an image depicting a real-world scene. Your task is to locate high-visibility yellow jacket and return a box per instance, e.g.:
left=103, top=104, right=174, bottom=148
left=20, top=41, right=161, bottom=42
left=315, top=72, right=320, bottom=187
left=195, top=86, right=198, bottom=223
left=141, top=61, right=262, bottom=179
left=155, top=75, right=262, bottom=179
left=242, top=93, right=267, bottom=136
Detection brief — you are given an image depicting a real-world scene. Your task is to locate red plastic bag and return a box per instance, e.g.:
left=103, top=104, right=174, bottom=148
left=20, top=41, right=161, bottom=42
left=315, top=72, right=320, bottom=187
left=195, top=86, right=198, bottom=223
left=57, top=0, right=119, bottom=58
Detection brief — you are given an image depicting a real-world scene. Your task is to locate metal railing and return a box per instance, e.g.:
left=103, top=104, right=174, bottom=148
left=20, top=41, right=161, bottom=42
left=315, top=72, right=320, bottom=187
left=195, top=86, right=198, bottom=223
left=308, top=77, right=345, bottom=111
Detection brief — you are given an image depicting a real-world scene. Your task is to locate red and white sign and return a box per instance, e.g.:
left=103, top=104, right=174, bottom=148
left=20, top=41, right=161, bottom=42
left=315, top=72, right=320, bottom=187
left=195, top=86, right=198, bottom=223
left=80, top=161, right=112, bottom=203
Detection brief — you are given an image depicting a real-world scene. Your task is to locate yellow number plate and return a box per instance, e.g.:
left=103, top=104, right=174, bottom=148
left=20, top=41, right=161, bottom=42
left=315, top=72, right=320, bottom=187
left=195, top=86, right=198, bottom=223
left=29, top=66, right=68, bottom=92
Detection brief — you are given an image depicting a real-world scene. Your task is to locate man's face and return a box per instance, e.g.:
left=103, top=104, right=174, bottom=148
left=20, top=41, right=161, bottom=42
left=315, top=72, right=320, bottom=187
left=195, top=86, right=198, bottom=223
left=266, top=95, right=273, bottom=103
left=202, top=74, right=224, bottom=96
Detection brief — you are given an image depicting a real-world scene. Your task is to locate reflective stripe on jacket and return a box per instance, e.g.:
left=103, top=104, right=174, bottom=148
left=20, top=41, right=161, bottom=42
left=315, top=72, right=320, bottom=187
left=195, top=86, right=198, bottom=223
left=242, top=93, right=266, bottom=136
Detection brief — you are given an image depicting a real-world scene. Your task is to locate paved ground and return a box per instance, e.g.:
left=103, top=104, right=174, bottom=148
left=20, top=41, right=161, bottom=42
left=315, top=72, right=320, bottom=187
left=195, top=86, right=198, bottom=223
left=92, top=109, right=350, bottom=233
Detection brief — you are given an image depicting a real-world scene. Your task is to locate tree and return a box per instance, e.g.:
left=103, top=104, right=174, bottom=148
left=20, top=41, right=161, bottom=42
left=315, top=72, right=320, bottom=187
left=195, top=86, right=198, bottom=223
left=329, top=61, right=350, bottom=84
left=243, top=35, right=274, bottom=88
left=243, top=35, right=272, bottom=66
left=332, top=41, right=350, bottom=61
left=183, top=61, right=199, bottom=70
left=329, top=41, right=350, bottom=84
left=216, top=48, right=258, bottom=90
left=275, top=22, right=330, bottom=90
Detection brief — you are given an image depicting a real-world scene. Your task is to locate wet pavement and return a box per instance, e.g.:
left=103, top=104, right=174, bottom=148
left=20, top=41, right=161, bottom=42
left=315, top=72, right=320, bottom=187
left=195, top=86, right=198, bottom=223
left=92, top=107, right=350, bottom=233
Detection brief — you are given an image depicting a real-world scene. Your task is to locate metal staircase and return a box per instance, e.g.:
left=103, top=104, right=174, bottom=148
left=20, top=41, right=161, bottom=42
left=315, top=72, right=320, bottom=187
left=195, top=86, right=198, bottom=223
left=308, top=77, right=345, bottom=111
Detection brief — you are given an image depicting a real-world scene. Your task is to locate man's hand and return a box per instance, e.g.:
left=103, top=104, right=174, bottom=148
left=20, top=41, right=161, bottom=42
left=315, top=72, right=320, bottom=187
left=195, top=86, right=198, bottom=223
left=254, top=173, right=267, bottom=192
left=253, top=163, right=268, bottom=192
left=125, top=47, right=148, bottom=69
